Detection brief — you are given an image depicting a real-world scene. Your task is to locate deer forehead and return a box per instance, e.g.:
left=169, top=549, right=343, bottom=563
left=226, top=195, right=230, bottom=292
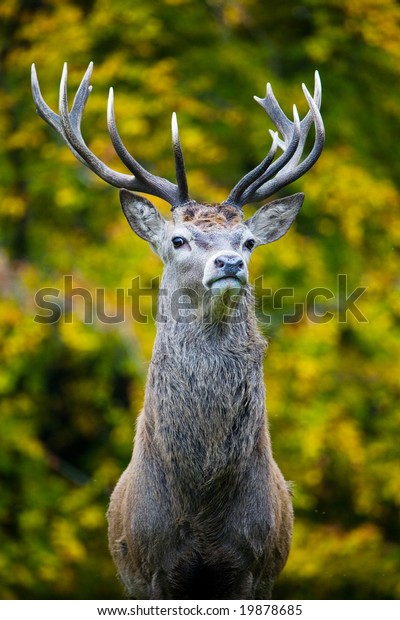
left=168, top=202, right=250, bottom=248
left=190, top=226, right=247, bottom=248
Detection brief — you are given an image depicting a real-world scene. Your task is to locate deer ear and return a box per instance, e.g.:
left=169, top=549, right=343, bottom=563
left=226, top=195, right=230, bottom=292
left=245, top=193, right=304, bottom=246
left=120, top=189, right=167, bottom=246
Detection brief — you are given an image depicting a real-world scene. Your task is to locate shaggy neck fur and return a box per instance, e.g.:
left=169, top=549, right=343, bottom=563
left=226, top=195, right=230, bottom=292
left=143, top=277, right=270, bottom=497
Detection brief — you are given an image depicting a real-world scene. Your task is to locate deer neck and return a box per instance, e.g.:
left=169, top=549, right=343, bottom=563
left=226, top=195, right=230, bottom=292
left=154, top=271, right=264, bottom=354
left=140, top=274, right=269, bottom=488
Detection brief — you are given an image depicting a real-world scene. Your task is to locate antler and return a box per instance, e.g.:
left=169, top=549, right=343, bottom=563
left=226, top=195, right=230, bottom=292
left=225, top=71, right=325, bottom=208
left=31, top=62, right=191, bottom=208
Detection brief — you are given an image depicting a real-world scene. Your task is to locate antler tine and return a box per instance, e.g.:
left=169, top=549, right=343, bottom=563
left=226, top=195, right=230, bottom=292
left=107, top=87, right=180, bottom=204
left=31, top=64, right=63, bottom=135
left=296, top=75, right=324, bottom=168
left=171, top=112, right=190, bottom=206
left=106, top=87, right=151, bottom=183
left=32, top=62, right=189, bottom=207
left=225, top=71, right=324, bottom=208
left=69, top=61, right=93, bottom=136
left=279, top=70, right=322, bottom=171
left=258, top=81, right=293, bottom=137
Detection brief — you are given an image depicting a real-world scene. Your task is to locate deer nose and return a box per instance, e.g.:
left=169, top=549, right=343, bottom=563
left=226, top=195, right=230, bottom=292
left=214, top=255, right=244, bottom=275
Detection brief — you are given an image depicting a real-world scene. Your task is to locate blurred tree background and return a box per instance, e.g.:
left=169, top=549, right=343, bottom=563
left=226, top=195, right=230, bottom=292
left=0, top=0, right=399, bottom=600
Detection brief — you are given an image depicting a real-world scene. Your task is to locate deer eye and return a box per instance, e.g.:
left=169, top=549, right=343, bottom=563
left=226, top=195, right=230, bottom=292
left=244, top=238, right=256, bottom=251
left=172, top=236, right=186, bottom=249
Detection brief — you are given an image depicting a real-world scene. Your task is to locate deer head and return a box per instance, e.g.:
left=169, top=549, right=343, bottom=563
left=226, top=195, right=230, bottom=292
left=31, top=63, right=324, bottom=304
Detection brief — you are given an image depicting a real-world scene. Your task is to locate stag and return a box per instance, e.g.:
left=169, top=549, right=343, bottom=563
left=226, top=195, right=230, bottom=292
left=32, top=62, right=324, bottom=599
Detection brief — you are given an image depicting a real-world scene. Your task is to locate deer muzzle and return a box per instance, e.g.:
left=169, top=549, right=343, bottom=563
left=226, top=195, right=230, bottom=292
left=203, top=252, right=248, bottom=292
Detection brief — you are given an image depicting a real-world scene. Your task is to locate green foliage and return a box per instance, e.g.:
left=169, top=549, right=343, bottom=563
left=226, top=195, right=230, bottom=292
left=1, top=0, right=399, bottom=599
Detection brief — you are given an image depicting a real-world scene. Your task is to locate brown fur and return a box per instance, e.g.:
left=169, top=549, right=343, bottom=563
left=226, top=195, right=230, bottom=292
left=180, top=202, right=243, bottom=230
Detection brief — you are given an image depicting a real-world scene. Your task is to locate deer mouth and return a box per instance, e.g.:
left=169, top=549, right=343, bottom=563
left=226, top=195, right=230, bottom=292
left=207, top=275, right=247, bottom=292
